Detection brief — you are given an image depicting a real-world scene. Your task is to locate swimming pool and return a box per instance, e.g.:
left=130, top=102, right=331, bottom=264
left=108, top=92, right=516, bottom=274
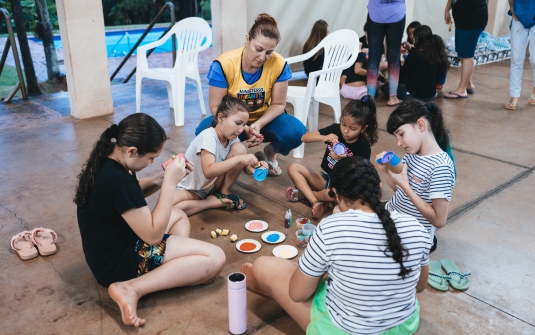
left=29, top=26, right=212, bottom=58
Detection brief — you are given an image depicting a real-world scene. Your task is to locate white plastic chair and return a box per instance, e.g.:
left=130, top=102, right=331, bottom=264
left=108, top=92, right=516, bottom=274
left=136, top=17, right=212, bottom=126
left=286, top=29, right=359, bottom=158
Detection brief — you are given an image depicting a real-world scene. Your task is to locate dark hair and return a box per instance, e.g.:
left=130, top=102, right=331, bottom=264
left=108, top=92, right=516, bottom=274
left=74, top=113, right=167, bottom=208
left=248, top=13, right=280, bottom=42
left=212, top=95, right=250, bottom=127
left=328, top=157, right=411, bottom=279
left=363, top=21, right=369, bottom=33
left=386, top=100, right=455, bottom=167
left=412, top=25, right=442, bottom=68
left=303, top=19, right=329, bottom=60
left=406, top=21, right=421, bottom=44
left=432, top=34, right=450, bottom=73
left=341, top=95, right=379, bottom=146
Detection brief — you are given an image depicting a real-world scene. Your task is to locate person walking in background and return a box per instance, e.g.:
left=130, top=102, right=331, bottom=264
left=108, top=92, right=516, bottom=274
left=444, top=0, right=488, bottom=99
left=505, top=0, right=535, bottom=110
left=302, top=20, right=329, bottom=78
left=366, top=0, right=406, bottom=106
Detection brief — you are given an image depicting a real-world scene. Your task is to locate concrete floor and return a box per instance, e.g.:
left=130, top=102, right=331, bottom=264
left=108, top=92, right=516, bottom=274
left=1, top=50, right=534, bottom=334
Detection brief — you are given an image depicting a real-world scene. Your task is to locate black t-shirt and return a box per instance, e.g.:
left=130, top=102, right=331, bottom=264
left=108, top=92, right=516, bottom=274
left=400, top=49, right=438, bottom=99
left=342, top=52, right=368, bottom=84
left=304, top=52, right=324, bottom=77
left=318, top=123, right=371, bottom=174
left=77, top=158, right=148, bottom=287
left=359, top=35, right=369, bottom=49
left=452, top=0, right=488, bottom=30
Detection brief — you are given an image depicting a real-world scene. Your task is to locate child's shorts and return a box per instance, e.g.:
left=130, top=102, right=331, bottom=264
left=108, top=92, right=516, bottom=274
left=340, top=84, right=367, bottom=100
left=177, top=187, right=214, bottom=200
left=306, top=279, right=420, bottom=335
left=135, top=234, right=170, bottom=277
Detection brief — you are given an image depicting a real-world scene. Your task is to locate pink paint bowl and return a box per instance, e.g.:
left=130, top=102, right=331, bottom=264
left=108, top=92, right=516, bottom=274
left=296, top=217, right=310, bottom=229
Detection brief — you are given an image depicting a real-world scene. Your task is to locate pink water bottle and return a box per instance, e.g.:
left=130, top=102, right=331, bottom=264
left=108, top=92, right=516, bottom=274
left=228, top=272, right=247, bottom=334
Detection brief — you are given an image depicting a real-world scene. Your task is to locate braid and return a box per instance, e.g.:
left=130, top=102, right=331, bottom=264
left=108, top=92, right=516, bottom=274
left=329, top=157, right=411, bottom=278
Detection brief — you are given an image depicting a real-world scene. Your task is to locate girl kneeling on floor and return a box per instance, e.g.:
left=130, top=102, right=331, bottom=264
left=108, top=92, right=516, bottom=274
left=286, top=96, right=378, bottom=219
left=378, top=99, right=456, bottom=252
left=242, top=156, right=431, bottom=334
left=173, top=95, right=268, bottom=216
left=75, top=113, right=226, bottom=327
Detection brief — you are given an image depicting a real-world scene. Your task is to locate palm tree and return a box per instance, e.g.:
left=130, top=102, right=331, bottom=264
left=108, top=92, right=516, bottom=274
left=35, top=0, right=59, bottom=80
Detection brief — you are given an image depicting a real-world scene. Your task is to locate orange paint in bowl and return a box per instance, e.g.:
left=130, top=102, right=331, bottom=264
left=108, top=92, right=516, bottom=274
left=239, top=242, right=257, bottom=251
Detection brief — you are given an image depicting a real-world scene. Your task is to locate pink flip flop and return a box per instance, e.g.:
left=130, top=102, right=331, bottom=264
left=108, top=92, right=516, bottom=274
left=30, top=227, right=57, bottom=256
left=11, top=231, right=38, bottom=260
left=445, top=92, right=468, bottom=99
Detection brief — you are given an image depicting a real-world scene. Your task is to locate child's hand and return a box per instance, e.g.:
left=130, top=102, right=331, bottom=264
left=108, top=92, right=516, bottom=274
left=375, top=151, right=388, bottom=172
left=259, top=161, right=269, bottom=169
left=329, top=150, right=347, bottom=161
left=164, top=156, right=188, bottom=184
left=240, top=153, right=260, bottom=167
left=322, top=134, right=338, bottom=144
left=388, top=164, right=409, bottom=189
left=176, top=153, right=194, bottom=175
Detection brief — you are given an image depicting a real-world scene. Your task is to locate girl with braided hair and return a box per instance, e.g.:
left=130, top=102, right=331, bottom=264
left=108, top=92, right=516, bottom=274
left=75, top=113, right=226, bottom=327
left=241, top=156, right=431, bottom=335
left=378, top=99, right=455, bottom=253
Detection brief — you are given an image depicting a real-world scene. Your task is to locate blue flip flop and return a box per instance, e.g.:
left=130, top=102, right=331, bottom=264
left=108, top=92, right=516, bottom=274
left=467, top=89, right=475, bottom=94
left=445, top=92, right=468, bottom=99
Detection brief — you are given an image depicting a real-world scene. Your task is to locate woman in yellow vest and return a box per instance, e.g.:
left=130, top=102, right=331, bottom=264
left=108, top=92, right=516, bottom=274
left=195, top=13, right=306, bottom=176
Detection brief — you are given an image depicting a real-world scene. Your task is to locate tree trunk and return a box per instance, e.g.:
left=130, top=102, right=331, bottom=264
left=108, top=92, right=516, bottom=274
left=10, top=0, right=42, bottom=95
left=35, top=0, right=59, bottom=80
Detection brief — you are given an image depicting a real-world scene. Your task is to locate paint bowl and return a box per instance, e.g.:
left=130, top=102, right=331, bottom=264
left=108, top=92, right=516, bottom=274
left=235, top=239, right=261, bottom=253
left=253, top=166, right=268, bottom=181
left=376, top=151, right=403, bottom=174
left=245, top=220, right=269, bottom=233
left=296, top=229, right=312, bottom=248
left=261, top=231, right=286, bottom=244
left=333, top=142, right=346, bottom=155
left=272, top=245, right=299, bottom=259
left=302, top=223, right=316, bottom=235
left=296, top=218, right=310, bottom=230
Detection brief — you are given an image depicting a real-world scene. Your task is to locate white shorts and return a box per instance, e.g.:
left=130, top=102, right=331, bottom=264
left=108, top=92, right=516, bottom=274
left=340, top=84, right=367, bottom=100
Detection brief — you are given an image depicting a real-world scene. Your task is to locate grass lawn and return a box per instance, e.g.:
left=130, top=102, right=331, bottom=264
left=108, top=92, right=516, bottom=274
left=0, top=64, right=23, bottom=99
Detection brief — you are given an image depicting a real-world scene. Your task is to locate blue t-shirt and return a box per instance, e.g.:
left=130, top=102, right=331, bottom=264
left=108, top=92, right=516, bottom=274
left=367, top=0, right=406, bottom=24
left=207, top=61, right=292, bottom=88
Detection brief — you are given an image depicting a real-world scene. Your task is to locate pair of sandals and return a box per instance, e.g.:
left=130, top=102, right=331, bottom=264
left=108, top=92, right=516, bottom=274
left=11, top=227, right=58, bottom=260
left=504, top=94, right=535, bottom=110
left=428, top=259, right=471, bottom=291
left=285, top=186, right=328, bottom=219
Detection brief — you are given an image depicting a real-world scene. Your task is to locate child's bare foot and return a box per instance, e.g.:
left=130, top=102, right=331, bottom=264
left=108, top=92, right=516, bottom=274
left=241, top=263, right=270, bottom=297
left=311, top=201, right=329, bottom=219
left=108, top=282, right=145, bottom=327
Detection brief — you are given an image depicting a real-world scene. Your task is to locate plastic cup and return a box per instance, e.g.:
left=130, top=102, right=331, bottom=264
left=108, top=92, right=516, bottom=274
left=296, top=217, right=310, bottom=229
left=253, top=166, right=268, bottom=181
left=302, top=223, right=316, bottom=235
left=296, top=229, right=311, bottom=248
left=376, top=151, right=404, bottom=174
left=333, top=142, right=346, bottom=155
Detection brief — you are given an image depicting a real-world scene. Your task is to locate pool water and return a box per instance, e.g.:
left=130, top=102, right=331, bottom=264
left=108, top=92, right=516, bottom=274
left=29, top=26, right=212, bottom=58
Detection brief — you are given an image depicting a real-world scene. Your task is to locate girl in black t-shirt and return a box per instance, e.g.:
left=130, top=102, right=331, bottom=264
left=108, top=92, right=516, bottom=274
left=286, top=96, right=378, bottom=219
left=75, top=113, right=226, bottom=327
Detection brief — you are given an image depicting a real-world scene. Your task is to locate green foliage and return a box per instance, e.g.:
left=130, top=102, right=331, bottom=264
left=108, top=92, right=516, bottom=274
left=0, top=0, right=58, bottom=36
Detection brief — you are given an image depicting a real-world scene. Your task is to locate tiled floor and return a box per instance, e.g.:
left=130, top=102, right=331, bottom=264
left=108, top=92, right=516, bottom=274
left=1, top=49, right=534, bottom=334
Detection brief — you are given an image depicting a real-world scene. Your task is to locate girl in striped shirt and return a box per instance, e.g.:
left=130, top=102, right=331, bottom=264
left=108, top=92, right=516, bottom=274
left=377, top=99, right=455, bottom=252
left=241, top=157, right=431, bottom=334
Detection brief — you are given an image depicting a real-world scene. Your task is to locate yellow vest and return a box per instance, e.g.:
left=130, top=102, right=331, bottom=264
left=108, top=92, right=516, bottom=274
left=216, top=47, right=287, bottom=123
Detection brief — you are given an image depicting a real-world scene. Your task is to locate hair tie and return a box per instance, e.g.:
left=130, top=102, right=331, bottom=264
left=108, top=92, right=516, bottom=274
left=104, top=124, right=118, bottom=140
left=361, top=95, right=369, bottom=106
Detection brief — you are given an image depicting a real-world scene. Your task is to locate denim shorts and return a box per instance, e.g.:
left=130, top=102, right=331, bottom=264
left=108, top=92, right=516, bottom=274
left=195, top=112, right=306, bottom=156
left=135, top=234, right=170, bottom=276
